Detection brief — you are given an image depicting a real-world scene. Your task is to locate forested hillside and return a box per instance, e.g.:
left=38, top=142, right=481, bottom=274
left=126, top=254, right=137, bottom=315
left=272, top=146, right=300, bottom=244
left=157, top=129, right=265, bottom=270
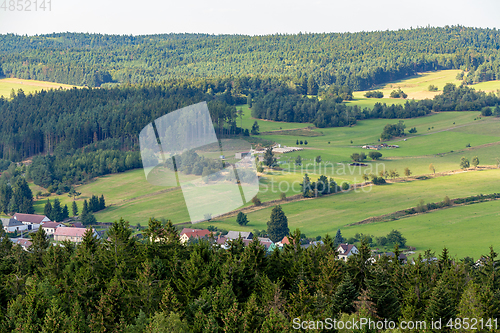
left=1, top=26, right=500, bottom=89
left=0, top=80, right=245, bottom=161
left=0, top=221, right=498, bottom=332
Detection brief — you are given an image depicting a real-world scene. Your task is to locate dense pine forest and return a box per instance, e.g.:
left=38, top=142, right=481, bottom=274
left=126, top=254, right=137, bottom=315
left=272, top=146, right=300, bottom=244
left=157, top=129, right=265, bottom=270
left=0, top=220, right=498, bottom=332
left=1, top=26, right=500, bottom=89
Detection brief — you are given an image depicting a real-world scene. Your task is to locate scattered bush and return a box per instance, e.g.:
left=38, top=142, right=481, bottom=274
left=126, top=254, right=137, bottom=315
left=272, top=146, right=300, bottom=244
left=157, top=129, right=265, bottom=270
left=251, top=196, right=262, bottom=206
left=364, top=91, right=384, bottom=98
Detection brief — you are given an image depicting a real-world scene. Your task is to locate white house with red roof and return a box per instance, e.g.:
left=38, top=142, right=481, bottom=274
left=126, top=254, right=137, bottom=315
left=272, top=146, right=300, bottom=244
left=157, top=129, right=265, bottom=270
left=41, top=222, right=65, bottom=235
left=54, top=227, right=98, bottom=243
left=13, top=213, right=51, bottom=231
left=337, top=243, right=359, bottom=261
left=179, top=228, right=211, bottom=244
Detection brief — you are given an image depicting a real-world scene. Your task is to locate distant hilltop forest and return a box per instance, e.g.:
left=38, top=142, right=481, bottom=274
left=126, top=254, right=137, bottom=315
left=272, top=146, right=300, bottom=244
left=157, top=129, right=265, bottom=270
left=0, top=26, right=500, bottom=89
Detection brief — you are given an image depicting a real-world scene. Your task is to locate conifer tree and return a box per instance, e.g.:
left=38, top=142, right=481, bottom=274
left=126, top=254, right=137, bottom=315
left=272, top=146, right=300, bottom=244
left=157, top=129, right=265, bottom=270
left=333, top=272, right=358, bottom=314
left=62, top=205, right=69, bottom=220
left=333, top=229, right=345, bottom=247
left=99, top=195, right=106, bottom=210
left=424, top=278, right=455, bottom=323
left=242, top=293, right=265, bottom=333
left=236, top=211, right=249, bottom=226
left=367, top=266, right=400, bottom=320
left=267, top=205, right=289, bottom=243
left=44, top=199, right=52, bottom=219
left=52, top=199, right=62, bottom=222
left=72, top=200, right=78, bottom=216
left=41, top=300, right=67, bottom=333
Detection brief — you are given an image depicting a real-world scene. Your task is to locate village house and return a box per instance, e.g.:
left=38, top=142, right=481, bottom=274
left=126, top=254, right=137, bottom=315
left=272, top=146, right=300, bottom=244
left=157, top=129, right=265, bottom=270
left=12, top=238, right=32, bottom=251
left=13, top=213, right=51, bottom=231
left=179, top=228, right=211, bottom=244
left=54, top=227, right=98, bottom=243
left=337, top=243, right=359, bottom=261
left=41, top=222, right=66, bottom=236
left=225, top=230, right=253, bottom=241
left=1, top=217, right=28, bottom=233
left=276, top=236, right=291, bottom=248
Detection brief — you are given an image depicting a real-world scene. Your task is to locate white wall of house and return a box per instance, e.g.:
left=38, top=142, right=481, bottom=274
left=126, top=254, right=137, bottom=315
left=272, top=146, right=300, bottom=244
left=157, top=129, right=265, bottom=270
left=4, top=224, right=28, bottom=233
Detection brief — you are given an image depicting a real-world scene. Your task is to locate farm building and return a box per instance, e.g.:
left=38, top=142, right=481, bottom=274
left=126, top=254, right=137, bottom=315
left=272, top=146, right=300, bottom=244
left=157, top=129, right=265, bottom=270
left=1, top=218, right=28, bottom=233
left=13, top=213, right=51, bottom=230
left=235, top=151, right=252, bottom=159
left=41, top=222, right=66, bottom=235
left=54, top=227, right=98, bottom=243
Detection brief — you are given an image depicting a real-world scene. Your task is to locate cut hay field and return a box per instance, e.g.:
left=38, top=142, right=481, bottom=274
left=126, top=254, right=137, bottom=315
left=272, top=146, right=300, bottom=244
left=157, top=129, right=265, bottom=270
left=346, top=70, right=500, bottom=108
left=0, top=78, right=79, bottom=98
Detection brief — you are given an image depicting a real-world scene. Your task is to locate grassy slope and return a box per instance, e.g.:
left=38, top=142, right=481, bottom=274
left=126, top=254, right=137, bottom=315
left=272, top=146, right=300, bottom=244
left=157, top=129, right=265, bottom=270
left=345, top=199, right=500, bottom=260
left=195, top=169, right=500, bottom=259
left=0, top=78, right=78, bottom=98
left=346, top=70, right=500, bottom=108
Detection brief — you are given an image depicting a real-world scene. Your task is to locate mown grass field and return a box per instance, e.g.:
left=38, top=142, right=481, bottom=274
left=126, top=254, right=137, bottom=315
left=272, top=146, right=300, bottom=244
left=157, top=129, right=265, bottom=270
left=195, top=169, right=500, bottom=259
left=346, top=70, right=500, bottom=108
left=344, top=199, right=500, bottom=261
left=0, top=78, right=78, bottom=98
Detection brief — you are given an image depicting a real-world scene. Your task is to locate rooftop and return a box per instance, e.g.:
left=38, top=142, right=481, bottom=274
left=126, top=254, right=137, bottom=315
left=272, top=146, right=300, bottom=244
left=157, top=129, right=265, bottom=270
left=14, top=213, right=50, bottom=224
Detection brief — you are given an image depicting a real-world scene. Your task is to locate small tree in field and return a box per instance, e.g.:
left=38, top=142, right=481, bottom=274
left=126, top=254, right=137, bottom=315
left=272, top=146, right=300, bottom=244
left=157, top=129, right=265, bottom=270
left=368, top=151, right=382, bottom=160
left=236, top=212, right=249, bottom=226
left=315, top=156, right=322, bottom=163
left=295, top=155, right=302, bottom=165
left=362, top=174, right=369, bottom=184
left=280, top=192, right=287, bottom=201
left=471, top=156, right=479, bottom=168
left=429, top=163, right=435, bottom=174
left=404, top=167, right=412, bottom=179
left=460, top=157, right=470, bottom=169
left=251, top=196, right=262, bottom=206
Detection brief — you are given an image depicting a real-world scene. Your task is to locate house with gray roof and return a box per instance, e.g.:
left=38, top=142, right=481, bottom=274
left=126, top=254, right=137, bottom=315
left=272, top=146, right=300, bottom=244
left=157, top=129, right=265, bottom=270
left=226, top=231, right=253, bottom=240
left=1, top=218, right=28, bottom=233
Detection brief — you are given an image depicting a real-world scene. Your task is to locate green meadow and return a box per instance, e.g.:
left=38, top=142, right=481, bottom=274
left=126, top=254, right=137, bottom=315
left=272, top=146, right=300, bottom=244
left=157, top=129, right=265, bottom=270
left=195, top=169, right=500, bottom=259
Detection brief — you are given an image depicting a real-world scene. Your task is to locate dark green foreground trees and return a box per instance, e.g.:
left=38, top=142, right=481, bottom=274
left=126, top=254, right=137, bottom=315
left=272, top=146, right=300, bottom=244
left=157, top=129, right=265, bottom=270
left=0, top=217, right=498, bottom=332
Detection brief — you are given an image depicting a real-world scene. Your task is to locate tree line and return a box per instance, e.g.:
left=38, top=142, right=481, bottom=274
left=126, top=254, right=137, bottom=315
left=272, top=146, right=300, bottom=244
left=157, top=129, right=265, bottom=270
left=251, top=82, right=500, bottom=127
left=1, top=26, right=500, bottom=89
